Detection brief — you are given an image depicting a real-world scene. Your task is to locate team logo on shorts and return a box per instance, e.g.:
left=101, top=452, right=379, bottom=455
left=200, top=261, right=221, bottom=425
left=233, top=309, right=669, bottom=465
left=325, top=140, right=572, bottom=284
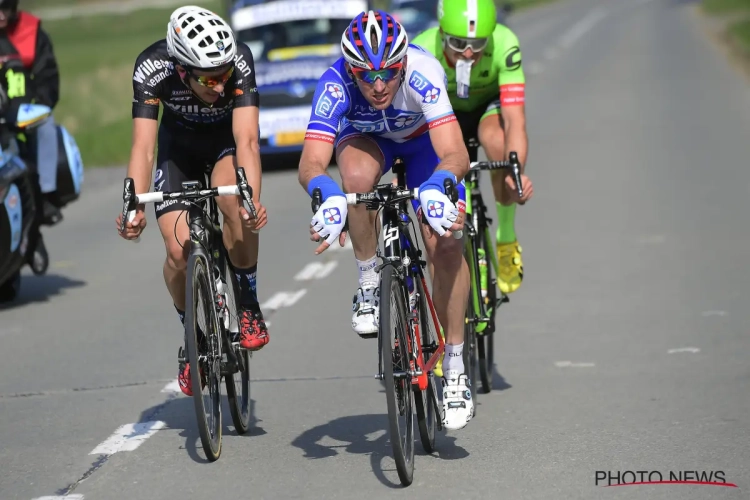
left=323, top=207, right=342, bottom=225
left=426, top=200, right=444, bottom=218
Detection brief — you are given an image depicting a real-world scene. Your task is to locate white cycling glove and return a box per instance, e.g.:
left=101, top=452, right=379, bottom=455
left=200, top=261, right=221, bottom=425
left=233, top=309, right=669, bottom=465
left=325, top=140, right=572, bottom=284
left=311, top=195, right=348, bottom=245
left=419, top=189, right=459, bottom=236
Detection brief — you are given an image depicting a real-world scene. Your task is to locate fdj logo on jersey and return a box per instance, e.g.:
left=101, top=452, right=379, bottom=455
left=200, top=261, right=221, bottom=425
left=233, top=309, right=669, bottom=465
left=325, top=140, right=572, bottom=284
left=409, top=71, right=440, bottom=104
left=315, top=83, right=345, bottom=119
left=323, top=207, right=342, bottom=225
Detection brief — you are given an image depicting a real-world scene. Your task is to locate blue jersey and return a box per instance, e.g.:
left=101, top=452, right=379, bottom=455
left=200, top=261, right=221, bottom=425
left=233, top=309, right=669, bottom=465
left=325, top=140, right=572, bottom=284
left=303, top=45, right=457, bottom=145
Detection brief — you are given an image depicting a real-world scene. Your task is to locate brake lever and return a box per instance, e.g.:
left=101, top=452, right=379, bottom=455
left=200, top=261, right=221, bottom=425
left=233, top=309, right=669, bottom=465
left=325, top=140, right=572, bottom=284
left=443, top=177, right=464, bottom=240
left=121, top=177, right=141, bottom=243
left=508, top=151, right=524, bottom=200
left=235, top=167, right=258, bottom=220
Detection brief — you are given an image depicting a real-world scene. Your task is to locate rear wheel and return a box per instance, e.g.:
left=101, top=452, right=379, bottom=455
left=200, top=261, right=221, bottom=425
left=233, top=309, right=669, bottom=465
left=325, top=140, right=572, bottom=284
left=223, top=259, right=251, bottom=435
left=0, top=271, right=20, bottom=303
left=380, top=266, right=415, bottom=486
left=477, top=231, right=495, bottom=393
left=185, top=252, right=223, bottom=461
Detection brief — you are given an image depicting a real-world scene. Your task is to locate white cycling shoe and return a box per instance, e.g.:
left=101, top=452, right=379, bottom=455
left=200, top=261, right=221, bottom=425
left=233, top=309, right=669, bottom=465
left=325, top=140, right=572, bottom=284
left=442, top=370, right=474, bottom=431
left=352, top=283, right=380, bottom=339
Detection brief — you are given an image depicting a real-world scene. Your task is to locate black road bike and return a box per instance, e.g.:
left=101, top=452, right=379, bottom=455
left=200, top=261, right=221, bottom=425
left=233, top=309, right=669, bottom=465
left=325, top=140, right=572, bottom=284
left=312, top=158, right=463, bottom=486
left=119, top=167, right=257, bottom=461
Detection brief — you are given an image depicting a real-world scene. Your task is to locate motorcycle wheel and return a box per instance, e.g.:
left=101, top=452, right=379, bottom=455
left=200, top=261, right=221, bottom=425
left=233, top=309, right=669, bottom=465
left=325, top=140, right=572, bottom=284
left=0, top=271, right=21, bottom=303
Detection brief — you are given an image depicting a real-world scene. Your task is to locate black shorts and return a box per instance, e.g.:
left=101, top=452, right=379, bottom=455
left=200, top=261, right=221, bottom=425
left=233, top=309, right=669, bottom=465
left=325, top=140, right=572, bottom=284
left=455, top=97, right=502, bottom=162
left=153, top=124, right=236, bottom=219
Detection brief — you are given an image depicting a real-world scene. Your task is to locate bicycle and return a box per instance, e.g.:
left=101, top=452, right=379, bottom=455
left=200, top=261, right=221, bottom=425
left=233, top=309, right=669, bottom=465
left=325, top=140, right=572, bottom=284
left=462, top=151, right=524, bottom=404
left=311, top=158, right=463, bottom=487
left=119, top=166, right=258, bottom=462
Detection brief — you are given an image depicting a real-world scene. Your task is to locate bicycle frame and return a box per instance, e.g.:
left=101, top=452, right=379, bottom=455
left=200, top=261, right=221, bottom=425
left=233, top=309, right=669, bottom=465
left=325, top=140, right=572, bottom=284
left=376, top=158, right=445, bottom=392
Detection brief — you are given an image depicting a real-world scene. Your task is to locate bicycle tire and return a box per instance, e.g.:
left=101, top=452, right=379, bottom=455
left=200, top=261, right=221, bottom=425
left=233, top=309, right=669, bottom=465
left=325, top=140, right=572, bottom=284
left=477, top=229, right=495, bottom=393
left=413, top=275, right=438, bottom=454
left=185, top=252, right=223, bottom=461
left=222, top=258, right=251, bottom=435
left=380, top=265, right=415, bottom=486
left=464, top=293, right=479, bottom=415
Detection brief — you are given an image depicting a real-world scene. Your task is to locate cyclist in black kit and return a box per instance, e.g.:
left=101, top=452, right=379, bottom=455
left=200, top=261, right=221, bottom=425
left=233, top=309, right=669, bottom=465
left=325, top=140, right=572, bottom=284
left=115, top=6, right=269, bottom=397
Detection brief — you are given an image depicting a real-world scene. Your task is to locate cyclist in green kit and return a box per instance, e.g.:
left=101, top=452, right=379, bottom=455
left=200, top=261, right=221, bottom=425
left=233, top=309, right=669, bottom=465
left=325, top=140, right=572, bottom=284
left=412, top=0, right=534, bottom=295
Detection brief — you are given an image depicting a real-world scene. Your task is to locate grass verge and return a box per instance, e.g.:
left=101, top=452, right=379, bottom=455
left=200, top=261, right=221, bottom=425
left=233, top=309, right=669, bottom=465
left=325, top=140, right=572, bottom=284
left=700, top=0, right=750, bottom=62
left=41, top=0, right=220, bottom=167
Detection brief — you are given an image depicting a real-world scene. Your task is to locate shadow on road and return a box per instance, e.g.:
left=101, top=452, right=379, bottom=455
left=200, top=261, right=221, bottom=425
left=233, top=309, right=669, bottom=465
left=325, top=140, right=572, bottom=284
left=138, top=394, right=266, bottom=464
left=291, top=413, right=469, bottom=488
left=493, top=366, right=513, bottom=392
left=0, top=273, right=86, bottom=310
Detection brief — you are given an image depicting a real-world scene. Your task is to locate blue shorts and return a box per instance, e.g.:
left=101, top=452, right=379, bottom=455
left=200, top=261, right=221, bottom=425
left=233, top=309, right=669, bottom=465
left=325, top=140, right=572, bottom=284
left=335, top=124, right=466, bottom=215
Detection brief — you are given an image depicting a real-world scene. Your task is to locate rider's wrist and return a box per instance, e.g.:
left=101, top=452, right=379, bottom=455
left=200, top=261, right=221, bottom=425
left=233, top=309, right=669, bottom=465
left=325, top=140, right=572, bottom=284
left=307, top=175, right=344, bottom=201
left=420, top=170, right=456, bottom=193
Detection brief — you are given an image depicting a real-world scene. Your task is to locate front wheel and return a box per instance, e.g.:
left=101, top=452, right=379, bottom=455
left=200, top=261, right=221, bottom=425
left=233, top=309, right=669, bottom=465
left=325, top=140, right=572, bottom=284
left=413, top=275, right=438, bottom=454
left=380, top=266, right=415, bottom=487
left=477, top=231, right=495, bottom=393
left=0, top=271, right=21, bottom=303
left=185, top=252, right=223, bottom=461
left=223, top=258, right=251, bottom=435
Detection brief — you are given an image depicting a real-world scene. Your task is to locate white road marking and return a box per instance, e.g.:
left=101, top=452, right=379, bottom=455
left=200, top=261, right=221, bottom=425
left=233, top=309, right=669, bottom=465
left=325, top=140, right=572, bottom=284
left=555, top=361, right=596, bottom=368
left=161, top=380, right=180, bottom=393
left=89, top=421, right=166, bottom=455
left=544, top=47, right=558, bottom=60
left=668, top=347, right=700, bottom=354
left=261, top=290, right=308, bottom=311
left=328, top=238, right=353, bottom=252
left=294, top=261, right=339, bottom=281
left=701, top=310, right=727, bottom=317
left=526, top=61, right=545, bottom=75
left=33, top=496, right=84, bottom=500
left=558, top=7, right=608, bottom=49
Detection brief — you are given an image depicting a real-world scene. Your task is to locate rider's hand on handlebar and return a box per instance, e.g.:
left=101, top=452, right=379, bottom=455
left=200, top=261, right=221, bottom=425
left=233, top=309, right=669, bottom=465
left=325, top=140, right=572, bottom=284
left=505, top=174, right=533, bottom=204
left=240, top=199, right=267, bottom=230
left=115, top=205, right=146, bottom=240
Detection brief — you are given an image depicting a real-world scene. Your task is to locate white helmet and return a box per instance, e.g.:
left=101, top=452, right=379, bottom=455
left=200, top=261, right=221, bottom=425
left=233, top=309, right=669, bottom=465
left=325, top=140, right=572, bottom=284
left=166, top=6, right=236, bottom=69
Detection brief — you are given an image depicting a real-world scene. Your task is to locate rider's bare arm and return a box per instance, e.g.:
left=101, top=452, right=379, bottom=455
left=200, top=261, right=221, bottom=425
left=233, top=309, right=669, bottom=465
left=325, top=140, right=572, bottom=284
left=298, top=138, right=335, bottom=191
left=233, top=106, right=262, bottom=202
left=501, top=104, right=528, bottom=169
left=126, top=118, right=158, bottom=197
left=428, top=119, right=470, bottom=181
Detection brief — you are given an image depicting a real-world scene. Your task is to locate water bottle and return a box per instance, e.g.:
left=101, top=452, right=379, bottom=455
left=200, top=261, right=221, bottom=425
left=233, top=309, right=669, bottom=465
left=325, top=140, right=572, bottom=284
left=477, top=248, right=488, bottom=299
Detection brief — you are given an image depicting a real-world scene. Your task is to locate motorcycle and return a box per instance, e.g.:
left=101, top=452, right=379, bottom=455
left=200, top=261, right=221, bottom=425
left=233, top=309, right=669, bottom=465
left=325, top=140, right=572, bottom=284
left=0, top=103, right=84, bottom=302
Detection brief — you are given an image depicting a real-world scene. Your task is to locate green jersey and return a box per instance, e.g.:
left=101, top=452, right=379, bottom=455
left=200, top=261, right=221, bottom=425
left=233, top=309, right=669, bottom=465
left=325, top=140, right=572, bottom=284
left=411, top=24, right=526, bottom=113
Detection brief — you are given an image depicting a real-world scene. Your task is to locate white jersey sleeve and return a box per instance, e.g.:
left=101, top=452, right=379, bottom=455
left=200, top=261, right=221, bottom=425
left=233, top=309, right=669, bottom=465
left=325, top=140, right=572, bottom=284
left=404, top=47, right=457, bottom=130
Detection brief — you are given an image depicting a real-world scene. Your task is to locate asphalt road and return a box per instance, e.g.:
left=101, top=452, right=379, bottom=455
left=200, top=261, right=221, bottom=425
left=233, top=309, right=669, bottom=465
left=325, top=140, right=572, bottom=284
left=3, top=0, right=750, bottom=498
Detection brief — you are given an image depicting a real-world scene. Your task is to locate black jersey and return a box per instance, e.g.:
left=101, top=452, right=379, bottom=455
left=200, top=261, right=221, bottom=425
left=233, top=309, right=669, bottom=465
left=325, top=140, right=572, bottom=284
left=131, top=39, right=259, bottom=131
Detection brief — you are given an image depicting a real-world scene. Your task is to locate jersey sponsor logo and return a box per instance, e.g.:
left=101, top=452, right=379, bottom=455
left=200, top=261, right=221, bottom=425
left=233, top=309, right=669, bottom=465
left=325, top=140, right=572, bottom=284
left=133, top=58, right=174, bottom=87
left=233, top=52, right=253, bottom=78
left=162, top=101, right=233, bottom=123
left=500, top=83, right=525, bottom=106
left=409, top=71, right=440, bottom=104
left=314, top=82, right=345, bottom=119
left=427, top=113, right=456, bottom=129
left=504, top=46, right=522, bottom=71
left=349, top=119, right=387, bottom=134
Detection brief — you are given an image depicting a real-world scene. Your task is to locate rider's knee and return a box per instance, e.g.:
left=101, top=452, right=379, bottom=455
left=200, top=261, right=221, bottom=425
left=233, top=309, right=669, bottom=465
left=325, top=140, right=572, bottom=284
left=165, top=239, right=189, bottom=271
left=337, top=139, right=383, bottom=193
left=429, top=231, right=465, bottom=266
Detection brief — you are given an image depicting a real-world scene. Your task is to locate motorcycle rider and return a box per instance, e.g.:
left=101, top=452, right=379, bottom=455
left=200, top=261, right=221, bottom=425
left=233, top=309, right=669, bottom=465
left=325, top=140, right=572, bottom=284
left=0, top=0, right=62, bottom=227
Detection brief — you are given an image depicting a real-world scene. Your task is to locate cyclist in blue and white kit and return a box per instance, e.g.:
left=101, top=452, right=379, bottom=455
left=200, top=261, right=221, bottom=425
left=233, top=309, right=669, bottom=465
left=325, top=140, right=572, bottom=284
left=298, top=10, right=474, bottom=430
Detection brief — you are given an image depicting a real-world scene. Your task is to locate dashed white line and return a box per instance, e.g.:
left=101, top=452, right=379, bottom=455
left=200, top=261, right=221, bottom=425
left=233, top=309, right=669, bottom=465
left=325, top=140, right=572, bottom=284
left=261, top=290, right=308, bottom=311
left=555, top=361, right=596, bottom=368
left=33, top=496, right=84, bottom=500
left=668, top=347, right=700, bottom=354
left=89, top=421, right=166, bottom=455
left=161, top=380, right=180, bottom=393
left=701, top=310, right=727, bottom=317
left=558, top=6, right=608, bottom=50
left=294, top=261, right=339, bottom=281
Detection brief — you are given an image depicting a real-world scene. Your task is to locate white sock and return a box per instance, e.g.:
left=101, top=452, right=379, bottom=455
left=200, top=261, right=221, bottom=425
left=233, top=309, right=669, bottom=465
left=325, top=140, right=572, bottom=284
left=357, top=255, right=379, bottom=287
left=443, top=342, right=464, bottom=374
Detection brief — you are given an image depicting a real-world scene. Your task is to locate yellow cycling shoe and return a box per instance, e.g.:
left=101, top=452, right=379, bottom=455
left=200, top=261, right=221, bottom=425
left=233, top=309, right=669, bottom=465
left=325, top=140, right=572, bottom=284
left=497, top=241, right=524, bottom=294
